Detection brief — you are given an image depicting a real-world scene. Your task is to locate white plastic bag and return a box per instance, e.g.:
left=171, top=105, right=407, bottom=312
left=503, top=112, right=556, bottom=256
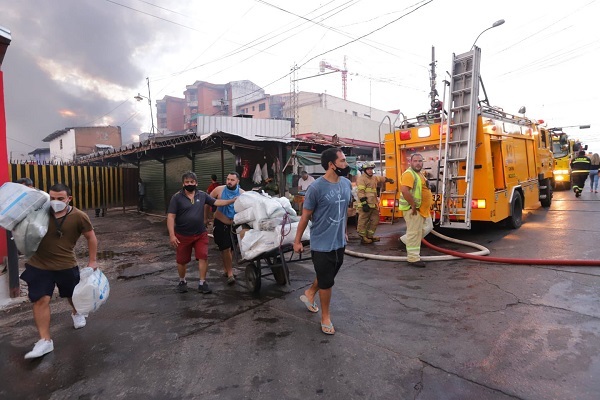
left=0, top=183, right=49, bottom=230
left=72, top=267, right=110, bottom=314
left=11, top=201, right=50, bottom=257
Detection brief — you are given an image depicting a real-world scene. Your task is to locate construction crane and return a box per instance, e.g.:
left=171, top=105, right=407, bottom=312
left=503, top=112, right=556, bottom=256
left=319, top=56, right=348, bottom=100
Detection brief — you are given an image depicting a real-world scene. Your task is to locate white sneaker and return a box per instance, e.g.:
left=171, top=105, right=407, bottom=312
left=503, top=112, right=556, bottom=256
left=24, top=339, right=54, bottom=359
left=72, top=313, right=87, bottom=329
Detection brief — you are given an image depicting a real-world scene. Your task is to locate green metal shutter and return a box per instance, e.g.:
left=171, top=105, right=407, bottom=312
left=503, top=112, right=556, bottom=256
left=166, top=156, right=194, bottom=204
left=194, top=150, right=235, bottom=193
left=140, top=159, right=165, bottom=213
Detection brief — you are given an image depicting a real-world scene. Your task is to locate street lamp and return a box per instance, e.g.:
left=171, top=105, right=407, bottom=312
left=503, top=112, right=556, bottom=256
left=134, top=77, right=155, bottom=135
left=550, top=125, right=591, bottom=131
left=471, top=19, right=505, bottom=49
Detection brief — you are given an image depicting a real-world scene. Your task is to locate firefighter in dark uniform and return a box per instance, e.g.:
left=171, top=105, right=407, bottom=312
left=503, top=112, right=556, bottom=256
left=571, top=150, right=591, bottom=198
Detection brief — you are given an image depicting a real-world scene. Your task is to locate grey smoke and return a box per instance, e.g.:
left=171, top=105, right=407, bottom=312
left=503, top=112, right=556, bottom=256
left=1, top=0, right=173, bottom=158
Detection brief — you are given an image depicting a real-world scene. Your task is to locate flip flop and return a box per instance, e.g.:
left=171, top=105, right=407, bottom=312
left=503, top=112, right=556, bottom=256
left=321, top=322, right=335, bottom=335
left=299, top=295, right=319, bottom=313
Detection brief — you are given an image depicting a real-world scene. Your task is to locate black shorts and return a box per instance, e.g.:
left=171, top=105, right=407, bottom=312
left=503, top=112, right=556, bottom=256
left=312, top=248, right=345, bottom=290
left=213, top=219, right=233, bottom=251
left=20, top=264, right=80, bottom=302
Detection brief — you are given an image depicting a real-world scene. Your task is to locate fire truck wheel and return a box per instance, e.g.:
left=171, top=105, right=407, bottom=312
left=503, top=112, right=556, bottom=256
left=540, top=178, right=553, bottom=208
left=507, top=193, right=523, bottom=229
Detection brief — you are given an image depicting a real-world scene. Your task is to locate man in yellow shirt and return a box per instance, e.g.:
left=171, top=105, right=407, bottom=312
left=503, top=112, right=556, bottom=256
left=399, top=154, right=433, bottom=268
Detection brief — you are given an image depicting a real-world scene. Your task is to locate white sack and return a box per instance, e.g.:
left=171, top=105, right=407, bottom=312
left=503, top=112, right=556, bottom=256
left=234, top=191, right=265, bottom=213
left=11, top=201, right=50, bottom=257
left=274, top=197, right=297, bottom=217
left=233, top=207, right=255, bottom=225
left=0, top=183, right=49, bottom=230
left=276, top=222, right=310, bottom=246
left=239, top=230, right=278, bottom=261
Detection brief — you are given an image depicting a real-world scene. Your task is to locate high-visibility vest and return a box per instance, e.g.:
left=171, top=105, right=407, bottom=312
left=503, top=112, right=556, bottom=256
left=399, top=168, right=422, bottom=211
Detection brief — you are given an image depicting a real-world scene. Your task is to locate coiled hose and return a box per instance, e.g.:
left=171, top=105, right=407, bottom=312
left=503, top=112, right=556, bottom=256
left=346, top=230, right=600, bottom=266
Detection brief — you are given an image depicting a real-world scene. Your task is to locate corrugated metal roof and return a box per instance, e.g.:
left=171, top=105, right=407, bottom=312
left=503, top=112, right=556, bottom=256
left=196, top=116, right=291, bottom=140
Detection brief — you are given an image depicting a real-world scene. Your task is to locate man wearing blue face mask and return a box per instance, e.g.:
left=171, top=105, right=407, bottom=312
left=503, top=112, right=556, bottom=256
left=20, top=183, right=98, bottom=359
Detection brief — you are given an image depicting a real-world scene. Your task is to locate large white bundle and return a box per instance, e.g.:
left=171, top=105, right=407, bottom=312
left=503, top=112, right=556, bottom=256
left=12, top=201, right=51, bottom=257
left=234, top=191, right=281, bottom=214
left=276, top=222, right=310, bottom=246
left=0, top=183, right=50, bottom=230
left=274, top=197, right=296, bottom=217
left=234, top=191, right=262, bottom=213
left=233, top=207, right=255, bottom=225
left=239, top=229, right=278, bottom=261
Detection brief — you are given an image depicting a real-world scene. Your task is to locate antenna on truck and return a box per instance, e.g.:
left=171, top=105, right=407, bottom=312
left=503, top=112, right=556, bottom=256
left=428, top=46, right=443, bottom=120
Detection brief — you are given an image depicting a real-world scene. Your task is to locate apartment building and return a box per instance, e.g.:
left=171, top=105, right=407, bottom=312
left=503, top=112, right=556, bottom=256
left=156, top=80, right=265, bottom=134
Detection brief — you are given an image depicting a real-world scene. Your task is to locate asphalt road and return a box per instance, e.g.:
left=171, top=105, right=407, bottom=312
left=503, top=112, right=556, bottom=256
left=1, top=189, right=599, bottom=400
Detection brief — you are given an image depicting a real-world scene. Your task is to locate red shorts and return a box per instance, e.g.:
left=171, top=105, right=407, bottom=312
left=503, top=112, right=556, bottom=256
left=175, top=232, right=208, bottom=264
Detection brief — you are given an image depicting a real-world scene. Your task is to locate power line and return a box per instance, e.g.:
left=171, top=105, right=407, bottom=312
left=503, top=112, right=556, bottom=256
left=104, top=0, right=207, bottom=33
left=227, top=0, right=434, bottom=102
left=83, top=98, right=131, bottom=126
left=150, top=0, right=357, bottom=82
left=7, top=136, right=39, bottom=149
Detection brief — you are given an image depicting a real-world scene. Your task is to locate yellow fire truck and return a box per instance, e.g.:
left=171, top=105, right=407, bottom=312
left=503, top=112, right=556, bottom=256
left=379, top=46, right=554, bottom=229
left=550, top=129, right=587, bottom=190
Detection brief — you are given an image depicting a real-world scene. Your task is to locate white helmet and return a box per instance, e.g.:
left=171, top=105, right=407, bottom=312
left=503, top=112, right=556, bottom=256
left=361, top=161, right=376, bottom=171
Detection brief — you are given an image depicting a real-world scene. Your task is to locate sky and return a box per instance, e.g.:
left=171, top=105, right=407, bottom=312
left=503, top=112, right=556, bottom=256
left=1, top=0, right=599, bottom=161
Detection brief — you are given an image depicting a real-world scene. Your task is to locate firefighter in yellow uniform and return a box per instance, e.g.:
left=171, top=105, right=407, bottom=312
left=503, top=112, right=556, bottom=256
left=399, top=154, right=433, bottom=268
left=356, top=161, right=394, bottom=244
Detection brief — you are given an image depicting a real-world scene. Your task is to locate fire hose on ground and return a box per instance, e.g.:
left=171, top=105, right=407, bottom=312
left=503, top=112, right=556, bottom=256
left=345, top=230, right=600, bottom=266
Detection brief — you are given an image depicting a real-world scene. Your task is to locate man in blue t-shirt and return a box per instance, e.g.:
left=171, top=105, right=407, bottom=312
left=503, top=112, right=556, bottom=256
left=294, top=147, right=352, bottom=335
left=167, top=171, right=236, bottom=294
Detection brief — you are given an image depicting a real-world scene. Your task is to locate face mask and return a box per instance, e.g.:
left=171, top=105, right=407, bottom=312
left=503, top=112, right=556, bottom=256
left=183, top=184, right=197, bottom=192
left=50, top=200, right=67, bottom=213
left=333, top=164, right=351, bottom=177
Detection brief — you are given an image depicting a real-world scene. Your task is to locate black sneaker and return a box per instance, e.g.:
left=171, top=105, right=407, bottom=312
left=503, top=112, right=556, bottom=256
left=198, top=282, right=212, bottom=294
left=227, top=275, right=236, bottom=285
left=408, top=260, right=426, bottom=268
left=177, top=281, right=188, bottom=293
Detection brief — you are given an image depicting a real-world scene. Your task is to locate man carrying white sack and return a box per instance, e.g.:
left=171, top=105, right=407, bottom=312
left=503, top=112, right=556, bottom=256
left=20, top=183, right=98, bottom=359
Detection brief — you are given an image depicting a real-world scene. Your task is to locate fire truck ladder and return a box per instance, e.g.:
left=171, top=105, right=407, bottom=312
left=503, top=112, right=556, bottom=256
left=439, top=47, right=481, bottom=229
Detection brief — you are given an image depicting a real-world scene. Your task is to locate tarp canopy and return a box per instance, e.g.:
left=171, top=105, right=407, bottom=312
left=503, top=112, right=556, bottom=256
left=296, top=150, right=357, bottom=169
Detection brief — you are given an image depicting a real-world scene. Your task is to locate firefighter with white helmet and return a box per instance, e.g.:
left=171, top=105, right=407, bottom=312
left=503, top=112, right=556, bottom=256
left=356, top=161, right=394, bottom=244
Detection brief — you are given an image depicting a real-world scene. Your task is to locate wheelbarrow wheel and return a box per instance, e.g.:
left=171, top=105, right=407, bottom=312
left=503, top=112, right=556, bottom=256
left=266, top=254, right=287, bottom=286
left=245, top=261, right=261, bottom=293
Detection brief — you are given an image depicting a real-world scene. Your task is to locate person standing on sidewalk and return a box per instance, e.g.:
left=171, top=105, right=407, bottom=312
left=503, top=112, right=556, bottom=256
left=356, top=161, right=394, bottom=244
left=167, top=171, right=236, bottom=294
left=20, top=183, right=98, bottom=359
left=137, top=178, right=146, bottom=212
left=293, top=147, right=352, bottom=335
left=588, top=153, right=600, bottom=193
left=209, top=172, right=245, bottom=285
left=399, top=153, right=433, bottom=268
